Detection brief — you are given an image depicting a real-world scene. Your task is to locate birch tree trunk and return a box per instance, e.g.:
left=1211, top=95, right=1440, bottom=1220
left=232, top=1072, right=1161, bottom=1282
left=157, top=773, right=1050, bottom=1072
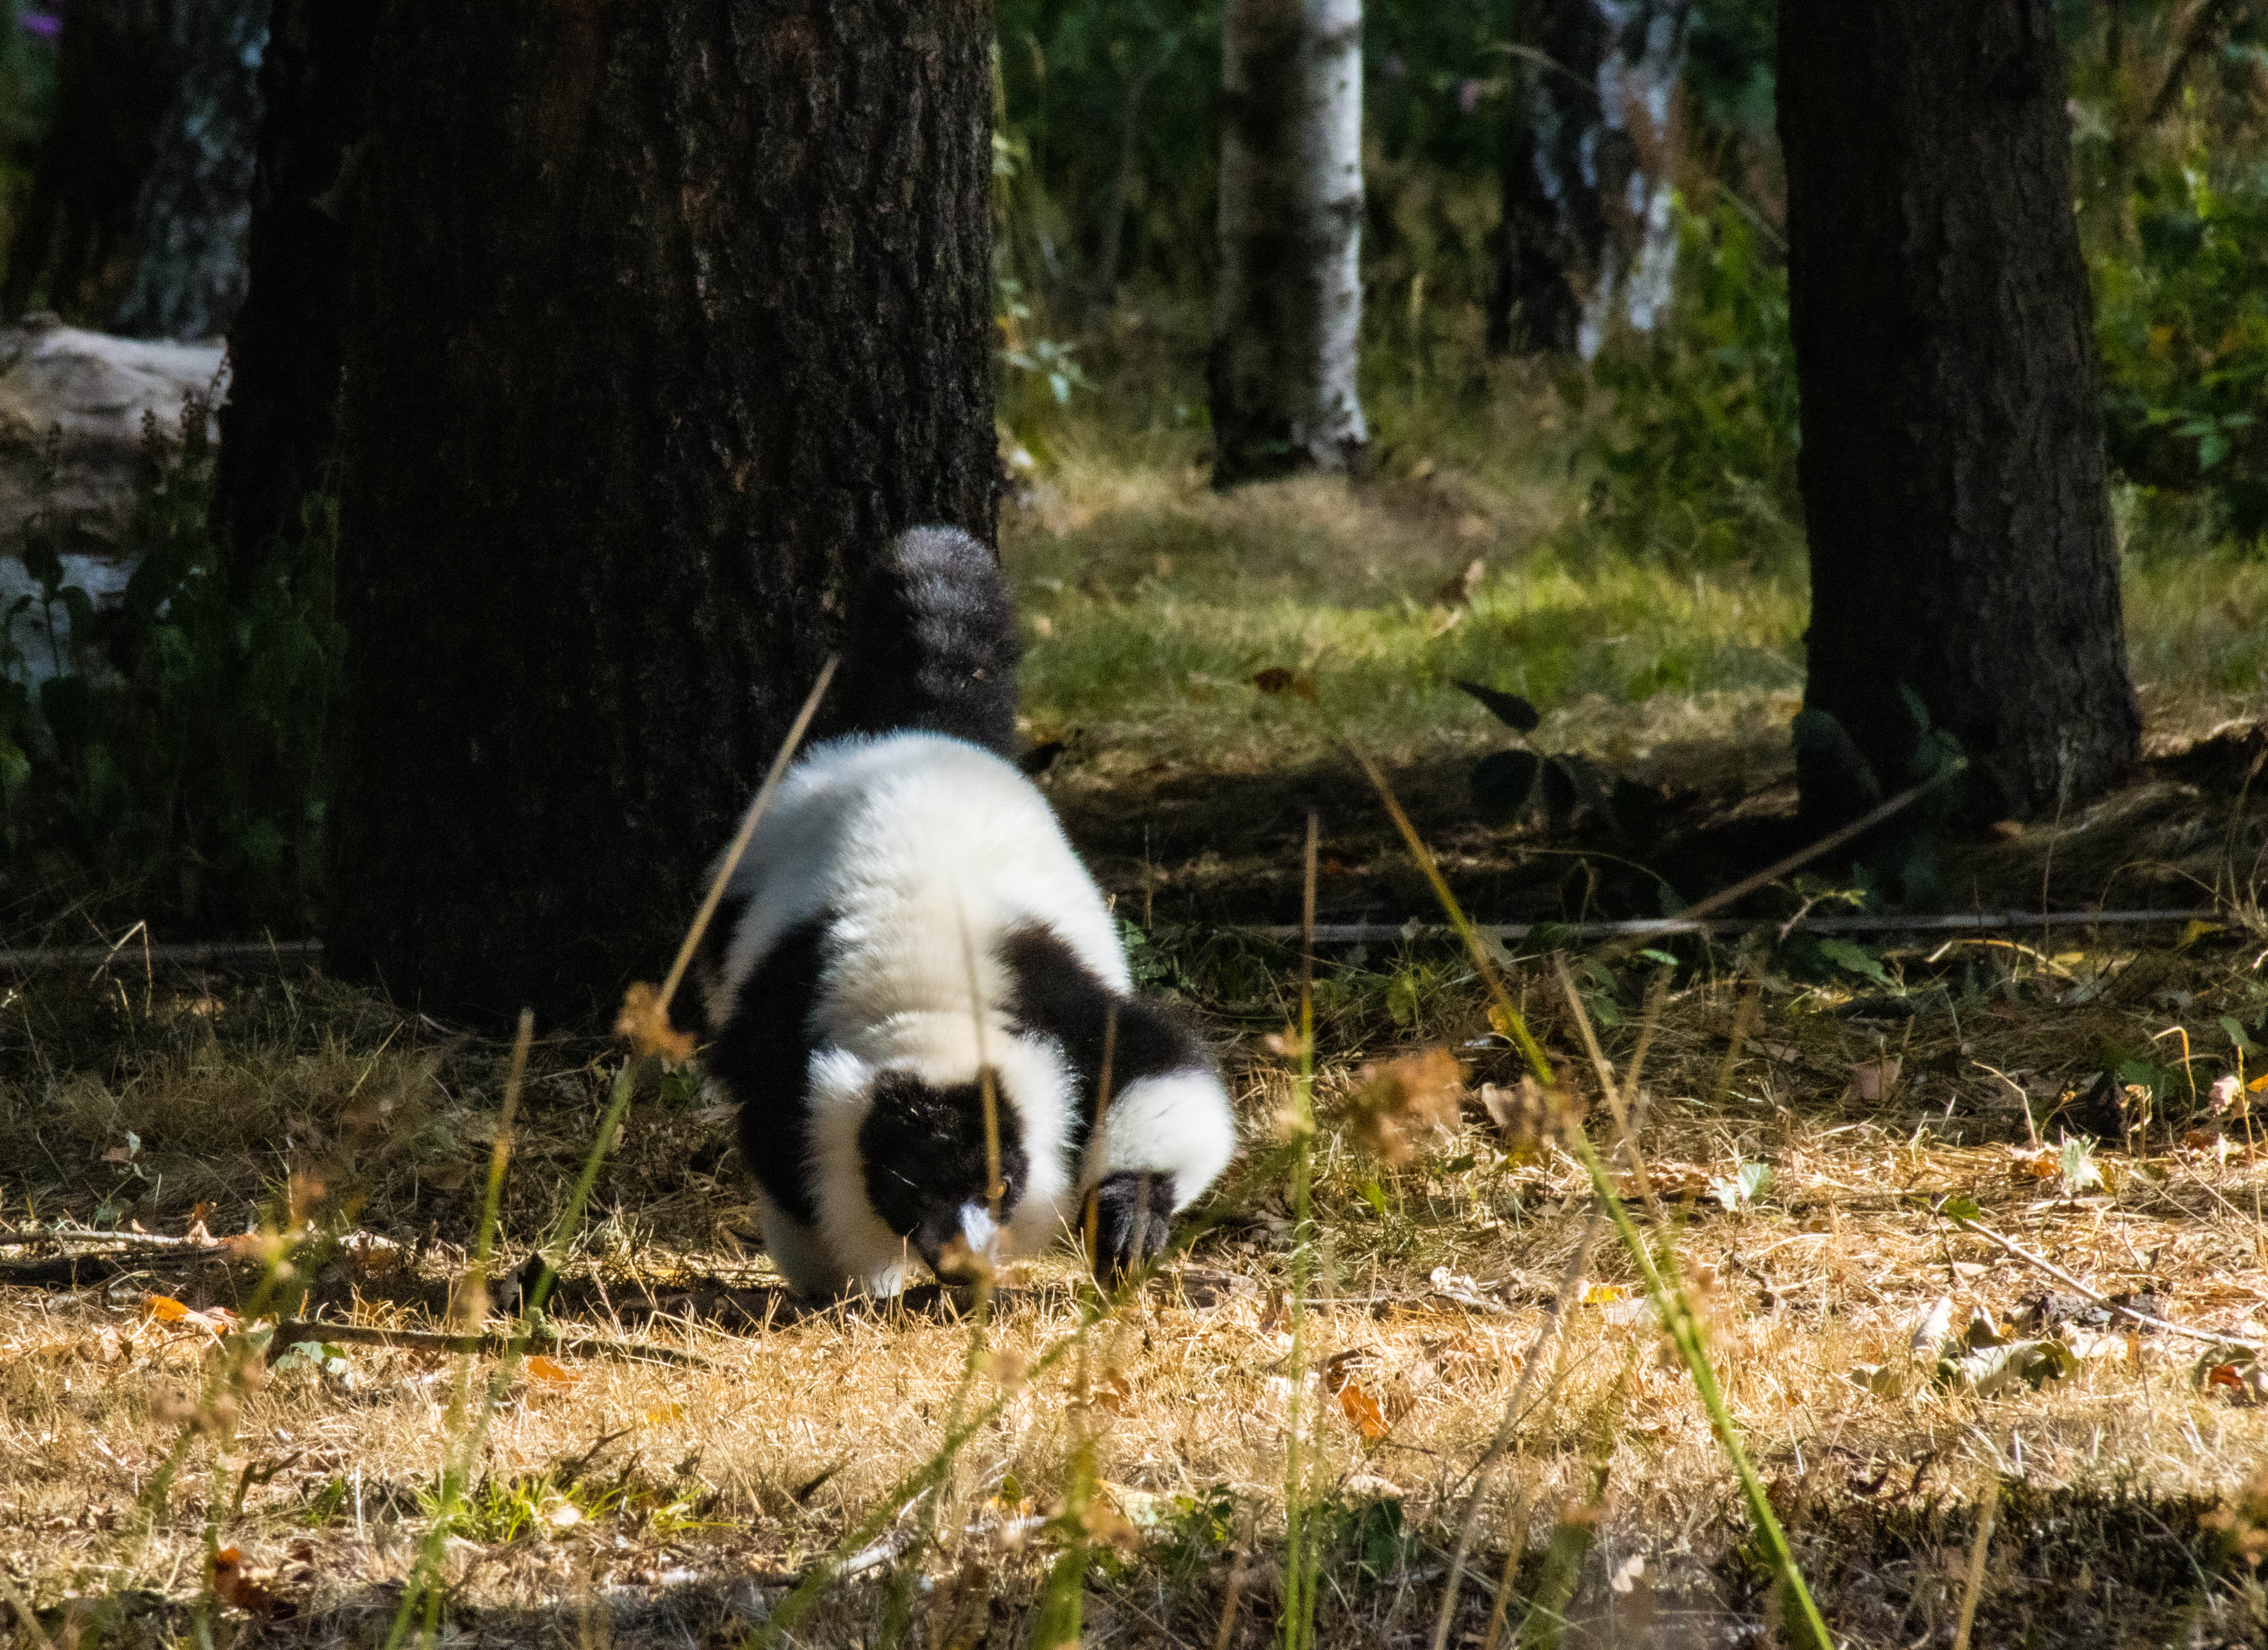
left=1208, top=0, right=1365, bottom=485
left=2, top=0, right=265, bottom=340
left=1489, top=0, right=1689, bottom=358
left=1781, top=0, right=2139, bottom=825
left=327, top=1, right=997, bottom=1019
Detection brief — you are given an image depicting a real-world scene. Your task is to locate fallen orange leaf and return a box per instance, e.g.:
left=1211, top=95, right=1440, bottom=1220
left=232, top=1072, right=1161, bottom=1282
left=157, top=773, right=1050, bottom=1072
left=525, top=1353, right=582, bottom=1386
left=1336, top=1382, right=1390, bottom=1441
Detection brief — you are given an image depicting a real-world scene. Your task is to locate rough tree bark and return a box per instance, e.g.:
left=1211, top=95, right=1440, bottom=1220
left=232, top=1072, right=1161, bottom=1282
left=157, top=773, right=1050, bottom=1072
left=4, top=0, right=265, bottom=339
left=210, top=0, right=379, bottom=572
left=1780, top=0, right=2139, bottom=824
left=1488, top=0, right=1688, bottom=358
left=1209, top=0, right=1364, bottom=484
left=329, top=2, right=997, bottom=1019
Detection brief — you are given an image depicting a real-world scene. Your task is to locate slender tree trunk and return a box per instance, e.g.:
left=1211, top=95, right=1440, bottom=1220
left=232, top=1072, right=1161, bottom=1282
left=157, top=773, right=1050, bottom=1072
left=110, top=0, right=265, bottom=339
left=1208, top=0, right=1364, bottom=485
left=210, top=0, right=378, bottom=573
left=4, top=0, right=178, bottom=324
left=1087, top=41, right=1174, bottom=320
left=1781, top=0, right=2139, bottom=825
left=1486, top=0, right=1688, bottom=359
left=328, top=1, right=997, bottom=1020
left=3, top=0, right=265, bottom=338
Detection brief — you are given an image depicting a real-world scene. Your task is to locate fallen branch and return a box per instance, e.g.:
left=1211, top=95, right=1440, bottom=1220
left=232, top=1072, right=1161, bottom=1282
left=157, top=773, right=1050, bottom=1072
left=0, top=1247, right=236, bottom=1285
left=0, top=1229, right=237, bottom=1250
left=1938, top=1204, right=2264, bottom=1355
left=264, top=1319, right=711, bottom=1370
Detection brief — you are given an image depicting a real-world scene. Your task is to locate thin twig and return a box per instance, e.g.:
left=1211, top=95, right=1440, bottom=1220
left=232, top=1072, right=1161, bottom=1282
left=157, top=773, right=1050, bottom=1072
left=265, top=1319, right=711, bottom=1368
left=1940, top=1207, right=2263, bottom=1353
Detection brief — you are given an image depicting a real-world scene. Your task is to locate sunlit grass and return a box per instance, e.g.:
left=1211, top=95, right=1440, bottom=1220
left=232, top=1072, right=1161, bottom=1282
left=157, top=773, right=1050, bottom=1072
left=1004, top=398, right=2268, bottom=782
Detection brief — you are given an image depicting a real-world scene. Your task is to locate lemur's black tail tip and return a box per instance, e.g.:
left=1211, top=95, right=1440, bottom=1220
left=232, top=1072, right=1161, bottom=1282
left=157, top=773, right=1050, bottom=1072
left=835, top=525, right=1022, bottom=758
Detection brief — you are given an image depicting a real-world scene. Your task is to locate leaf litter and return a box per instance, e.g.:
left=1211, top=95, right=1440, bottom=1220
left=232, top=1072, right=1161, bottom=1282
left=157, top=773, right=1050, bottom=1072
left=6, top=914, right=2268, bottom=1642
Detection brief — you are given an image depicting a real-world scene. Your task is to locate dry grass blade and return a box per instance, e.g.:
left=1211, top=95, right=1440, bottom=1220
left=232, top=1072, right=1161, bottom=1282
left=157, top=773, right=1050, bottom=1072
left=1950, top=1473, right=2002, bottom=1650
left=1350, top=741, right=1836, bottom=1650
left=1589, top=756, right=1969, bottom=958
left=621, top=654, right=839, bottom=1058
left=1429, top=1210, right=1606, bottom=1650
left=1283, top=810, right=1323, bottom=1650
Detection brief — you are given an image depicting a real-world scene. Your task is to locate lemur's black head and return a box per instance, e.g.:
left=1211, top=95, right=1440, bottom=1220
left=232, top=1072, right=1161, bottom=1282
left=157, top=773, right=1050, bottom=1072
left=858, top=1068, right=1030, bottom=1285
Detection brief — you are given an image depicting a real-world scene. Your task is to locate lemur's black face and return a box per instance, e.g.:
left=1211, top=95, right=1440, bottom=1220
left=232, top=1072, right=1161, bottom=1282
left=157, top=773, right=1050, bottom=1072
left=858, top=1068, right=1029, bottom=1284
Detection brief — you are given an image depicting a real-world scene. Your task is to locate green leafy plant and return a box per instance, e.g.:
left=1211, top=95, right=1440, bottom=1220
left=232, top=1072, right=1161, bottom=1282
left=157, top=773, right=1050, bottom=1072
left=0, top=402, right=340, bottom=930
left=2094, top=151, right=2268, bottom=542
left=1577, top=195, right=1803, bottom=573
left=1456, top=678, right=1667, bottom=858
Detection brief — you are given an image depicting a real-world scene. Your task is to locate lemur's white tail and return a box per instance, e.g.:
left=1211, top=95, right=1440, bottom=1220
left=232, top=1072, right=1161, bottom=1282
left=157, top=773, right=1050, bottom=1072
left=831, top=526, right=1022, bottom=758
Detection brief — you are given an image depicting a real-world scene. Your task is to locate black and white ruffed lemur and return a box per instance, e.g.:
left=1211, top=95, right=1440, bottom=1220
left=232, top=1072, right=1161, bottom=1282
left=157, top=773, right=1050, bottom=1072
left=695, top=527, right=1237, bottom=1297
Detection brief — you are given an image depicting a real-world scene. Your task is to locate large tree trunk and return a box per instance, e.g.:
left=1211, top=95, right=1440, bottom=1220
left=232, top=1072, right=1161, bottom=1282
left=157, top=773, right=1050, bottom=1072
left=1487, top=0, right=1688, bottom=358
left=1208, top=0, right=1364, bottom=485
left=328, top=2, right=997, bottom=1021
left=4, top=0, right=264, bottom=339
left=210, top=0, right=379, bottom=572
left=1780, top=0, right=2139, bottom=825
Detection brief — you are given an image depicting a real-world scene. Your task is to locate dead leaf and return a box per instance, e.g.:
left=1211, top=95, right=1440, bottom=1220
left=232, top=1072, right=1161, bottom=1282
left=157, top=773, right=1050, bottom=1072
left=525, top=1354, right=582, bottom=1387
left=1434, top=560, right=1487, bottom=607
left=2008, top=1145, right=2060, bottom=1181
left=1076, top=1497, right=1144, bottom=1559
left=1335, top=1382, right=1390, bottom=1440
left=1581, top=1283, right=1627, bottom=1306
left=1249, top=667, right=1319, bottom=702
left=1909, top=1294, right=1957, bottom=1358
left=1848, top=1058, right=1901, bottom=1102
left=1346, top=1049, right=1465, bottom=1163
left=209, top=1548, right=291, bottom=1618
left=1480, top=1077, right=1557, bottom=1148
left=616, top=981, right=697, bottom=1063
left=140, top=1295, right=236, bottom=1336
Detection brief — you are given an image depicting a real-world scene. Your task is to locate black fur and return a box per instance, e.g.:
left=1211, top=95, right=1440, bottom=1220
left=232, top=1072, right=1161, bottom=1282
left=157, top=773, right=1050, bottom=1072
left=993, top=921, right=1208, bottom=1158
left=1087, top=1170, right=1176, bottom=1285
left=713, top=915, right=832, bottom=1227
left=833, top=526, right=1022, bottom=758
left=859, top=1069, right=1030, bottom=1278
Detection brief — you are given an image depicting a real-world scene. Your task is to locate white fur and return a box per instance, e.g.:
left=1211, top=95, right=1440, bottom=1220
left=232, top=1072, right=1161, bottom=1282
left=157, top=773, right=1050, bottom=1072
left=792, top=1009, right=1079, bottom=1294
left=713, top=731, right=1223, bottom=1296
left=1083, top=1070, right=1239, bottom=1213
left=705, top=733, right=1129, bottom=1030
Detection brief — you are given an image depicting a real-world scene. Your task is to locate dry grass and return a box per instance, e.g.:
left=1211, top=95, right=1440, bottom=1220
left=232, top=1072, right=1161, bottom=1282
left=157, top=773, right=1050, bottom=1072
left=9, top=918, right=2268, bottom=1646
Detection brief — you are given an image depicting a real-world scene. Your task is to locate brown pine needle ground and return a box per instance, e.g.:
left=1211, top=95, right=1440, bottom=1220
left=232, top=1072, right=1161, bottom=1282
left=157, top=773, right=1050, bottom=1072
left=7, top=924, right=2268, bottom=1647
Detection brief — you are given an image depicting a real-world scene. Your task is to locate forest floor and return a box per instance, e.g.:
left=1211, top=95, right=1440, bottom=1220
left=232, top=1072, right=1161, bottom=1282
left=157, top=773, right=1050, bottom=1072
left=8, top=412, right=2268, bottom=1647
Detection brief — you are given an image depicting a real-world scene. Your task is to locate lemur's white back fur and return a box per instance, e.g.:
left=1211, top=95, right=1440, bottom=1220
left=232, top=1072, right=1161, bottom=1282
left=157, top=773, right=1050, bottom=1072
left=698, top=529, right=1237, bottom=1297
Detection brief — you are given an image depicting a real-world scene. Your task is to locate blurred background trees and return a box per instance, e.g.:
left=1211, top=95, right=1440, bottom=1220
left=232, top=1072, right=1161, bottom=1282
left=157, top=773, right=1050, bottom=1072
left=0, top=0, right=2263, bottom=966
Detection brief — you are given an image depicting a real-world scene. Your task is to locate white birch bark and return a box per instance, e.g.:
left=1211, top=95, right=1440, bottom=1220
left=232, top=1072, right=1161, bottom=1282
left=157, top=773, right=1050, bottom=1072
left=1210, top=0, right=1365, bottom=484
